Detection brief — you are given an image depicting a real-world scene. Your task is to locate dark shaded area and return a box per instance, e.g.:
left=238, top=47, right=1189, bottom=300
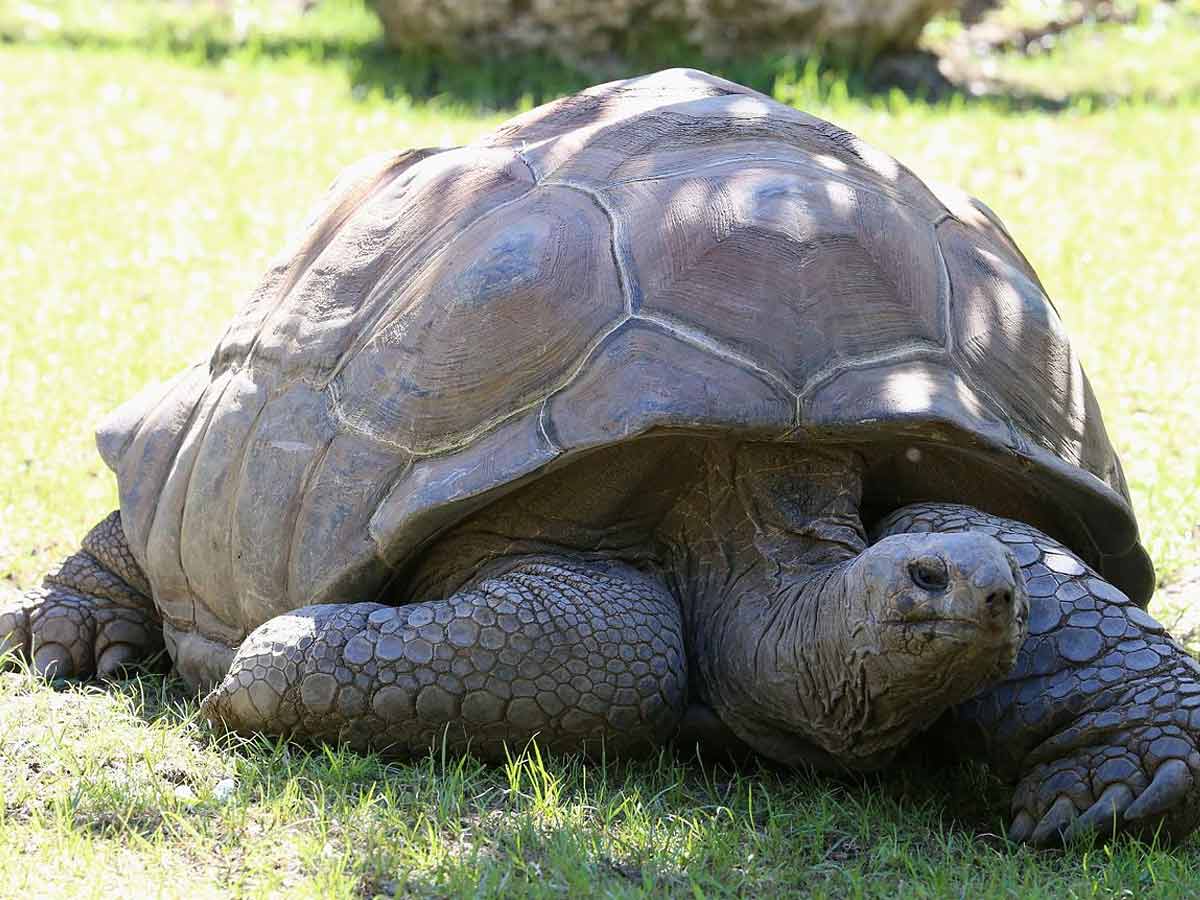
left=0, top=10, right=1116, bottom=114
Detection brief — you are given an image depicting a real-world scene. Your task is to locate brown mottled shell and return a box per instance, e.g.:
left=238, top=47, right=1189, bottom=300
left=95, top=68, right=1151, bottom=643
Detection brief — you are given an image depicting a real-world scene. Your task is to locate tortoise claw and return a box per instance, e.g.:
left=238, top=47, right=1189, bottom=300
left=1125, top=758, right=1194, bottom=823
left=0, top=596, right=34, bottom=663
left=1061, top=783, right=1134, bottom=843
left=1011, top=720, right=1200, bottom=846
left=32, top=643, right=74, bottom=679
left=96, top=642, right=140, bottom=678
left=1007, top=809, right=1036, bottom=843
left=1030, top=795, right=1077, bottom=846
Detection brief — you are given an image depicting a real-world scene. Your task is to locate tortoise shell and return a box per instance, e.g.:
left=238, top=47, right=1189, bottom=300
left=95, top=68, right=1152, bottom=647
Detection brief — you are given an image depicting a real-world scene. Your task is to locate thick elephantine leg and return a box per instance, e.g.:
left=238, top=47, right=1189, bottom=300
left=201, top=557, right=687, bottom=760
left=0, top=511, right=162, bottom=678
left=876, top=503, right=1200, bottom=845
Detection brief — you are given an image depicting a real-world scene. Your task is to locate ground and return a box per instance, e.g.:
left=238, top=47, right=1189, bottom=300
left=1, top=1, right=1199, bottom=896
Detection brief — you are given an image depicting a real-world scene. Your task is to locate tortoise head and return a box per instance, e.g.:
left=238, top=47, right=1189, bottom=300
left=845, top=531, right=1029, bottom=732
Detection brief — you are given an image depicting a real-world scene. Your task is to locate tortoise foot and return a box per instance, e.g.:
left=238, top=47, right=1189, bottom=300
left=0, top=511, right=161, bottom=679
left=875, top=502, right=1200, bottom=846
left=1, top=587, right=160, bottom=679
left=1010, top=672, right=1200, bottom=846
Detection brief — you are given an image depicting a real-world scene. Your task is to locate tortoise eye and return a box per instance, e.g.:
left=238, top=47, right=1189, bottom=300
left=909, top=557, right=949, bottom=592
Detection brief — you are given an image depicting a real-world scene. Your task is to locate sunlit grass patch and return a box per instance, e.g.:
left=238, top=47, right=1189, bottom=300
left=985, top=4, right=1200, bottom=105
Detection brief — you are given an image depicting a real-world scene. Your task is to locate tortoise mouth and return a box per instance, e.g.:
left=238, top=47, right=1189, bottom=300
left=880, top=617, right=1005, bottom=641
left=882, top=617, right=981, bottom=629
left=881, top=617, right=1023, bottom=647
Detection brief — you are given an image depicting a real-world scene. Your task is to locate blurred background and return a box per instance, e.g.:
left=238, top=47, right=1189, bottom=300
left=1, top=0, right=1198, bottom=622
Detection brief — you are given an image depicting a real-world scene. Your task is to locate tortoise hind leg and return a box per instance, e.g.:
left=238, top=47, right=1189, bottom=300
left=201, top=557, right=687, bottom=760
left=877, top=503, right=1200, bottom=846
left=0, top=510, right=163, bottom=678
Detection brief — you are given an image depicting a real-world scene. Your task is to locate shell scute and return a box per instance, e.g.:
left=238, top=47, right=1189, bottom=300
left=179, top=371, right=268, bottom=630
left=287, top=432, right=410, bottom=609
left=331, top=183, right=624, bottom=454
left=142, top=370, right=234, bottom=638
left=609, top=165, right=946, bottom=390
left=369, top=411, right=558, bottom=572
left=801, top=355, right=1010, bottom=446
left=232, top=385, right=337, bottom=626
left=103, top=363, right=209, bottom=566
left=218, top=148, right=537, bottom=388
left=939, top=218, right=1116, bottom=483
left=543, top=319, right=796, bottom=450
left=211, top=149, right=441, bottom=378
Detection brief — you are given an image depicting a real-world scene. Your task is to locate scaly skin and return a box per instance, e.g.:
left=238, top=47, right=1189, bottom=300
left=0, top=511, right=161, bottom=677
left=201, top=558, right=688, bottom=759
left=876, top=503, right=1200, bottom=845
left=203, top=533, right=1027, bottom=768
left=661, top=444, right=1027, bottom=772
left=201, top=444, right=1028, bottom=768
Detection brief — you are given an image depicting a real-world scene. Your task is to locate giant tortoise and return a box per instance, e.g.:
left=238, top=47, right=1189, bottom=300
left=4, top=69, right=1198, bottom=846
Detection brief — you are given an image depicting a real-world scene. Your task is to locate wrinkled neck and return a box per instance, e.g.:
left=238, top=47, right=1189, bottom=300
left=663, top=442, right=881, bottom=769
left=734, top=442, right=867, bottom=572
left=698, top=556, right=891, bottom=771
left=664, top=442, right=867, bottom=626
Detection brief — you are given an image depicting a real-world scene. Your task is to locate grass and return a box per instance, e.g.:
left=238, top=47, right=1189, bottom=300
left=0, top=0, right=1198, bottom=895
left=5, top=666, right=1200, bottom=899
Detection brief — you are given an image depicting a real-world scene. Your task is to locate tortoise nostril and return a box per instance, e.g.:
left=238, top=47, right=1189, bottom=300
left=986, top=589, right=1013, bottom=608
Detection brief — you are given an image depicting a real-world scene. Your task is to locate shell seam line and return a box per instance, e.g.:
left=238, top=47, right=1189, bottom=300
left=934, top=231, right=955, bottom=357
left=163, top=372, right=234, bottom=634
left=537, top=403, right=563, bottom=453
left=796, top=342, right=949, bottom=402
left=551, top=180, right=641, bottom=315
left=320, top=161, right=540, bottom=390
left=226, top=389, right=271, bottom=611
left=634, top=310, right=798, bottom=397
left=125, top=368, right=208, bottom=602
left=935, top=247, right=1028, bottom=455
left=526, top=313, right=630, bottom=450
left=105, top=365, right=203, bottom=471
left=514, top=146, right=540, bottom=183
left=614, top=153, right=809, bottom=185
left=326, top=314, right=633, bottom=459
left=549, top=178, right=801, bottom=416
left=367, top=456, right=416, bottom=569
left=242, top=152, right=427, bottom=374
left=282, top=425, right=339, bottom=604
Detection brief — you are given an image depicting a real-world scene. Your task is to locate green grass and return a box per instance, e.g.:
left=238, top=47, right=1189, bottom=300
left=1, top=1, right=1199, bottom=895
left=5, top=666, right=1200, bottom=898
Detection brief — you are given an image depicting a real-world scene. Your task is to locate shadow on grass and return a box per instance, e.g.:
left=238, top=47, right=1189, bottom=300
left=18, top=666, right=1147, bottom=872
left=103, top=667, right=1016, bottom=848
left=0, top=6, right=1109, bottom=114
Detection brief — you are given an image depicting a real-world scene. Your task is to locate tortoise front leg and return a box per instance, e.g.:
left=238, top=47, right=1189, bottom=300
left=201, top=557, right=687, bottom=760
left=0, top=511, right=162, bottom=677
left=877, top=503, right=1200, bottom=845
